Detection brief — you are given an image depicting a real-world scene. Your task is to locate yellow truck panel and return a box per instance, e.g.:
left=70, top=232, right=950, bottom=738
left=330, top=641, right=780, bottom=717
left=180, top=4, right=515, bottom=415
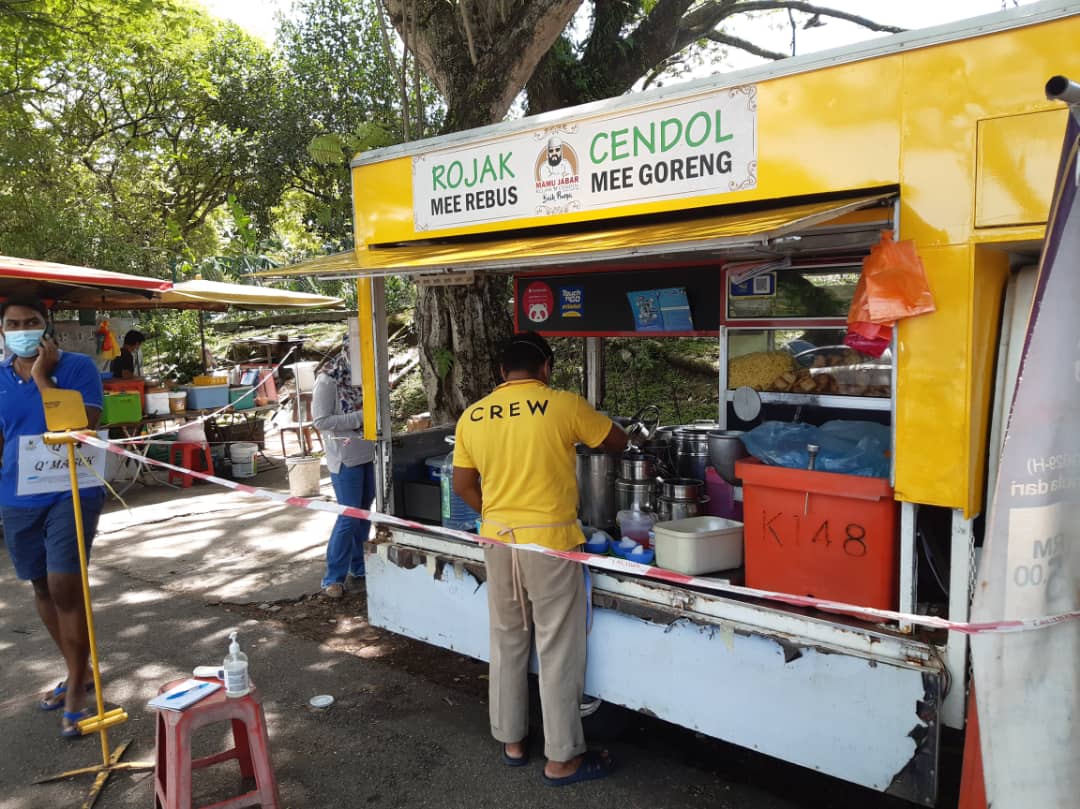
left=342, top=10, right=1080, bottom=515
left=976, top=109, right=1069, bottom=228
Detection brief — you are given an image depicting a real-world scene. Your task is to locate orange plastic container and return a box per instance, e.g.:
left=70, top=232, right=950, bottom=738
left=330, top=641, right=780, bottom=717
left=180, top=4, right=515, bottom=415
left=735, top=458, right=899, bottom=611
left=103, top=378, right=145, bottom=401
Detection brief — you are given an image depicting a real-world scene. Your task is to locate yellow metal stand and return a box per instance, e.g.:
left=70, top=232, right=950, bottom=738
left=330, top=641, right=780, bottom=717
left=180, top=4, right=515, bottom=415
left=33, top=389, right=152, bottom=808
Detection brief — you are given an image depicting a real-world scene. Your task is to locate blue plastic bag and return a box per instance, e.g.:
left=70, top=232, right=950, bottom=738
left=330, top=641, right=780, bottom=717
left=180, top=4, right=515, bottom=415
left=741, top=420, right=891, bottom=478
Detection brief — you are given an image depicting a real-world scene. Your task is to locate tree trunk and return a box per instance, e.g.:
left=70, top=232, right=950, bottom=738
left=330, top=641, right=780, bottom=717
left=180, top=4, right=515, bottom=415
left=383, top=0, right=582, bottom=131
left=414, top=275, right=514, bottom=423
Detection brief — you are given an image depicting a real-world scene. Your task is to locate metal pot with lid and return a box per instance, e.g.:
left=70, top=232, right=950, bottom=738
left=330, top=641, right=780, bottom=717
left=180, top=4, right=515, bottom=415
left=620, top=451, right=659, bottom=481
left=615, top=479, right=656, bottom=513
left=658, top=477, right=705, bottom=500
left=658, top=496, right=709, bottom=521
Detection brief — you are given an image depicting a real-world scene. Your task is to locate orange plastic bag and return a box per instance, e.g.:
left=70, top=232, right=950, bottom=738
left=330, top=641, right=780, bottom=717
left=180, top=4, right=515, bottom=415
left=852, top=230, right=936, bottom=323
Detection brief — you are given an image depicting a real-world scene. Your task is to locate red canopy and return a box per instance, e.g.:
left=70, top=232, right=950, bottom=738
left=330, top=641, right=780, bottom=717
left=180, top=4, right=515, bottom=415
left=0, top=255, right=170, bottom=309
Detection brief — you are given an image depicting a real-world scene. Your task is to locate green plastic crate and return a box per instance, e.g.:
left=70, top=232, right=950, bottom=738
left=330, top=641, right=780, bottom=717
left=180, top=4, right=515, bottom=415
left=101, top=392, right=142, bottom=425
left=229, top=386, right=255, bottom=411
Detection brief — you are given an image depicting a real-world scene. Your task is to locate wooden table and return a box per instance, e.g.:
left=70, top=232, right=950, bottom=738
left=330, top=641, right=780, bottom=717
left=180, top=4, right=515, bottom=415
left=105, top=404, right=279, bottom=490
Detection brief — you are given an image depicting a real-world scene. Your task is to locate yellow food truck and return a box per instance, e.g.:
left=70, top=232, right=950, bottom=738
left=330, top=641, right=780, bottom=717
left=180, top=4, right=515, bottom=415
left=272, top=3, right=1080, bottom=803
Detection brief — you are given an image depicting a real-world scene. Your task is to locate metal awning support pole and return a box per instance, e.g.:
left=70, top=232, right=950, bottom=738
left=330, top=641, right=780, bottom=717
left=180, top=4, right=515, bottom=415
left=357, top=277, right=378, bottom=442
left=370, top=276, right=394, bottom=514
left=584, top=337, right=604, bottom=408
left=198, top=310, right=207, bottom=373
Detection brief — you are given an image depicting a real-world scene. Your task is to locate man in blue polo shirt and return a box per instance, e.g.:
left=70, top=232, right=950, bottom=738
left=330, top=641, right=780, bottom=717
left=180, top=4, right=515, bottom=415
left=0, top=296, right=105, bottom=738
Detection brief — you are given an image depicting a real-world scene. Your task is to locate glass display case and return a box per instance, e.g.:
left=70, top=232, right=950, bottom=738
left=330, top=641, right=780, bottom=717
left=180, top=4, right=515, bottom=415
left=721, top=263, right=893, bottom=412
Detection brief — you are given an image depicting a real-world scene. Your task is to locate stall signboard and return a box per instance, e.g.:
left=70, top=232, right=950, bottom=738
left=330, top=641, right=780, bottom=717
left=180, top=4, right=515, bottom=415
left=413, top=86, right=757, bottom=232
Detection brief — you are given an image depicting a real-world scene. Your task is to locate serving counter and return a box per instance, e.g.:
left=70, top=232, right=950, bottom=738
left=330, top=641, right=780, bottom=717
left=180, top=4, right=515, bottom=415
left=365, top=524, right=942, bottom=805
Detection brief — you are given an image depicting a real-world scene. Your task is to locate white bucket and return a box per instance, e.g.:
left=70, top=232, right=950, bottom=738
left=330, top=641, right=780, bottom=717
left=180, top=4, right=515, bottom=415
left=290, top=361, right=319, bottom=393
left=286, top=455, right=322, bottom=497
left=229, top=442, right=259, bottom=478
left=145, top=391, right=170, bottom=416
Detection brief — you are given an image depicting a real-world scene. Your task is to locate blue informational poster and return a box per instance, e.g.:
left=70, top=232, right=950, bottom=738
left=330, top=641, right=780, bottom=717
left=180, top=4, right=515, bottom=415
left=626, top=290, right=664, bottom=331
left=626, top=287, right=694, bottom=332
left=657, top=287, right=694, bottom=331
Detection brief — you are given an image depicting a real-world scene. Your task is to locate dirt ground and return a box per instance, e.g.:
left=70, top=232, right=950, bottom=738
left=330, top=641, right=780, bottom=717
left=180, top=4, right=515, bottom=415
left=225, top=586, right=491, bottom=705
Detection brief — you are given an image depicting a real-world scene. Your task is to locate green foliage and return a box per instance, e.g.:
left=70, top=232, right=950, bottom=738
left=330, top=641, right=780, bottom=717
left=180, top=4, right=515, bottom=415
left=142, top=309, right=205, bottom=383
left=602, top=338, right=719, bottom=424
left=384, top=275, right=415, bottom=316
left=0, top=0, right=283, bottom=275
left=274, top=0, right=440, bottom=246
left=432, top=347, right=455, bottom=379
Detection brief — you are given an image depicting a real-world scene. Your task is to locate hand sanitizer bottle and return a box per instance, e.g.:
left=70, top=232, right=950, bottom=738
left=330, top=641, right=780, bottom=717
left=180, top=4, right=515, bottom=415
left=223, top=631, right=250, bottom=697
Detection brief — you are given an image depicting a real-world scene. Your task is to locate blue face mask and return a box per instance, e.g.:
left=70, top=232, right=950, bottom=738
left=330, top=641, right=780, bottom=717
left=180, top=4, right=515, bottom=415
left=3, top=329, right=45, bottom=358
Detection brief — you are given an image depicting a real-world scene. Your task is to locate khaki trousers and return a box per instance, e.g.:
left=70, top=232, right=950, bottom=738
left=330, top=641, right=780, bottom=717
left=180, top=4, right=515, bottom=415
left=484, top=543, right=587, bottom=762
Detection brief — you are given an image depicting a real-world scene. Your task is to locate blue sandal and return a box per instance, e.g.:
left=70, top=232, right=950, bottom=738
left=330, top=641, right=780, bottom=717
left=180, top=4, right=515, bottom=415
left=39, top=680, right=95, bottom=712
left=502, top=742, right=530, bottom=767
left=61, top=709, right=90, bottom=739
left=542, top=750, right=614, bottom=786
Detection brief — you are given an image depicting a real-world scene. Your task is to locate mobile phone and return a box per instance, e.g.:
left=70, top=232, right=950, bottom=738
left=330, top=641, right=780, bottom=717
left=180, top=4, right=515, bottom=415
left=42, top=322, right=56, bottom=341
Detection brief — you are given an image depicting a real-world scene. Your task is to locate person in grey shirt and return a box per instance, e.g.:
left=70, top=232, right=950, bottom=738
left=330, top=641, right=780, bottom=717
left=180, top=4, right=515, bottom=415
left=310, top=339, right=375, bottom=598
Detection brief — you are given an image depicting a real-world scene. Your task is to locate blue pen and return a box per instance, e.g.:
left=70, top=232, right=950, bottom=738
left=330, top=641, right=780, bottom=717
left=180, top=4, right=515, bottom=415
left=167, top=682, right=210, bottom=701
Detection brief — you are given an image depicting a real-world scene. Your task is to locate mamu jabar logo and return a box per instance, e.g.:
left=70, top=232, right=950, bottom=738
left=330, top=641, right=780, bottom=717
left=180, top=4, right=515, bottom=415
left=533, top=133, right=581, bottom=216
left=522, top=282, right=554, bottom=324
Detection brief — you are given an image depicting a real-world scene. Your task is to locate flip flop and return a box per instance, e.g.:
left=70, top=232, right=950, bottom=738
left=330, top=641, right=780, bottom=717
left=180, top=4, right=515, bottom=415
left=60, top=709, right=90, bottom=739
left=542, top=750, right=614, bottom=787
left=39, top=680, right=95, bottom=712
left=502, top=742, right=530, bottom=768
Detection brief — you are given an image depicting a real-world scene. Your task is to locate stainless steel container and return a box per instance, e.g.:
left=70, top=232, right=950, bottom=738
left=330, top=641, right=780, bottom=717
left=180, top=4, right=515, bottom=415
left=615, top=478, right=656, bottom=513
left=706, top=430, right=749, bottom=485
left=674, top=425, right=714, bottom=449
left=576, top=445, right=617, bottom=530
left=673, top=426, right=714, bottom=481
left=620, top=452, right=658, bottom=480
left=643, top=439, right=675, bottom=472
left=658, top=496, right=708, bottom=521
left=658, top=477, right=705, bottom=500
left=653, top=425, right=677, bottom=443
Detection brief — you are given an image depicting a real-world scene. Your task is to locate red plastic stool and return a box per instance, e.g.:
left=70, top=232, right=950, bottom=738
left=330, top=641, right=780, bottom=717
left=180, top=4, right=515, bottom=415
left=167, top=442, right=214, bottom=488
left=153, top=678, right=280, bottom=809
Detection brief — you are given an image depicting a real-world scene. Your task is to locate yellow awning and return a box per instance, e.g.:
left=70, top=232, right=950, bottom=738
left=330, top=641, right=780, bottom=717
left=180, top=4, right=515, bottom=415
left=160, top=279, right=343, bottom=309
left=262, top=193, right=893, bottom=279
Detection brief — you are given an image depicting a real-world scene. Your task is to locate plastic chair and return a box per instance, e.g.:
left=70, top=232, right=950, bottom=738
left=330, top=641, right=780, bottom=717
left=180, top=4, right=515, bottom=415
left=167, top=442, right=214, bottom=488
left=276, top=393, right=323, bottom=457
left=152, top=678, right=280, bottom=809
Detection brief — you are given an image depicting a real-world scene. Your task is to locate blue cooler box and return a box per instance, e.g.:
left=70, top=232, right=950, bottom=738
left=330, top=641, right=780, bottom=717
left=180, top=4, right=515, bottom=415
left=184, top=384, right=229, bottom=410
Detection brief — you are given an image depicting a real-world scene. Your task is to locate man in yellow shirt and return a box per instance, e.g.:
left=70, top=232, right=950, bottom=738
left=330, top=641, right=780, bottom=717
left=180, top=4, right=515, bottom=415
left=453, top=332, right=626, bottom=786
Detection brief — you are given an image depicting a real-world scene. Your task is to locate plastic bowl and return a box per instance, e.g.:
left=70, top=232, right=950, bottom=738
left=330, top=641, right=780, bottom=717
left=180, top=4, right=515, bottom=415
left=610, top=540, right=654, bottom=564
left=584, top=536, right=610, bottom=555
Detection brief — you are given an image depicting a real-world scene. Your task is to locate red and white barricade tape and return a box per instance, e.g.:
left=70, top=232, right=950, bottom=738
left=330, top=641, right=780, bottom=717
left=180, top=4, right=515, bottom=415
left=76, top=432, right=1080, bottom=636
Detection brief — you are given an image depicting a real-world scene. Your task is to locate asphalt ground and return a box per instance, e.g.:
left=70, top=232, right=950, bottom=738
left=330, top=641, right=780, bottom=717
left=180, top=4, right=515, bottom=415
left=0, top=448, right=954, bottom=809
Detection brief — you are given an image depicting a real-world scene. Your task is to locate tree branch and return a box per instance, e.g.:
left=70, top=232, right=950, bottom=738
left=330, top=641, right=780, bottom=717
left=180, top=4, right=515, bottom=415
left=723, top=1, right=904, bottom=34
left=705, top=31, right=786, bottom=61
